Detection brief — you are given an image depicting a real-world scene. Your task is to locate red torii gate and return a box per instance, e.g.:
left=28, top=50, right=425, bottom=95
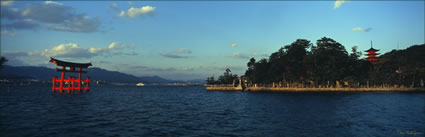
left=50, top=57, right=92, bottom=93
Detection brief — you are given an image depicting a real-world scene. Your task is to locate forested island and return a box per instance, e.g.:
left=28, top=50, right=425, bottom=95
left=207, top=37, right=425, bottom=91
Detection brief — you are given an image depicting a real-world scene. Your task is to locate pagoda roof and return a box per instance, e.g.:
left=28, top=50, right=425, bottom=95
left=365, top=48, right=380, bottom=52
left=49, top=57, right=92, bottom=68
left=365, top=53, right=380, bottom=56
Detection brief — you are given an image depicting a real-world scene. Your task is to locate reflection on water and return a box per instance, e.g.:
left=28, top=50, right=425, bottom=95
left=1, top=86, right=424, bottom=136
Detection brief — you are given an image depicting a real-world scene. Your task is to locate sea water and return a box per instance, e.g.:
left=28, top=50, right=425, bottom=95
left=1, top=86, right=424, bottom=137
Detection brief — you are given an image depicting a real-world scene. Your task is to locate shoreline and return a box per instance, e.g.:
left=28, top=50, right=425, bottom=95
left=206, top=87, right=425, bottom=92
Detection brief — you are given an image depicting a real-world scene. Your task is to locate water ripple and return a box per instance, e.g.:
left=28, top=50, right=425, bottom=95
left=1, top=86, right=424, bottom=137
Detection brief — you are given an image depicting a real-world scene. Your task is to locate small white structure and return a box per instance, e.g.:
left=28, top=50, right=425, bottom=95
left=136, top=83, right=145, bottom=86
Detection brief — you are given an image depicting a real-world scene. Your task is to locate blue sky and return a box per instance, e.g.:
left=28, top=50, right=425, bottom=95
left=1, top=1, right=424, bottom=80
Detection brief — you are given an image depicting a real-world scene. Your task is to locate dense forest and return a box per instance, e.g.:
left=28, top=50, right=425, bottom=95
left=208, top=37, right=425, bottom=88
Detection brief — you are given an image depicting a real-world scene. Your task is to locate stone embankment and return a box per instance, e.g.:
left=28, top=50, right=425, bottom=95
left=206, top=86, right=243, bottom=91
left=206, top=86, right=425, bottom=92
left=246, top=87, right=425, bottom=92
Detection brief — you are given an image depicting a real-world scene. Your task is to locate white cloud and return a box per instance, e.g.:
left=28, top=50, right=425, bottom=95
left=177, top=48, right=192, bottom=54
left=2, top=42, right=138, bottom=67
left=160, top=54, right=191, bottom=59
left=1, top=0, right=13, bottom=6
left=182, top=67, right=195, bottom=71
left=87, top=47, right=103, bottom=54
left=352, top=27, right=372, bottom=32
left=160, top=48, right=193, bottom=59
left=3, top=51, right=29, bottom=57
left=109, top=3, right=119, bottom=11
left=232, top=52, right=251, bottom=59
left=1, top=19, right=40, bottom=30
left=129, top=44, right=136, bottom=49
left=38, top=43, right=90, bottom=58
left=334, top=0, right=348, bottom=9
left=128, top=2, right=134, bottom=7
left=21, top=8, right=30, bottom=16
left=195, top=65, right=244, bottom=72
left=44, top=15, right=100, bottom=32
left=118, top=11, right=126, bottom=17
left=118, top=6, right=156, bottom=18
left=2, top=51, right=32, bottom=66
left=1, top=30, right=16, bottom=36
left=44, top=1, right=63, bottom=6
left=231, top=51, right=267, bottom=59
left=87, top=42, right=128, bottom=54
left=108, top=42, right=119, bottom=49
left=1, top=7, right=22, bottom=20
left=25, top=42, right=137, bottom=58
left=1, top=1, right=100, bottom=33
left=231, top=43, right=237, bottom=47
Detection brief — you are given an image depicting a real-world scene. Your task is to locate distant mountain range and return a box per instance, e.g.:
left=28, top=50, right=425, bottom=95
left=0, top=65, right=205, bottom=84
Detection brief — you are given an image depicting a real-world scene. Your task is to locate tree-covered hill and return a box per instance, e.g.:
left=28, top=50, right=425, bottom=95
left=371, top=44, right=425, bottom=86
left=209, top=37, right=424, bottom=88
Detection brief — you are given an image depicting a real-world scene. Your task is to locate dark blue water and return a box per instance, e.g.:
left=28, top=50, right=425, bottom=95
left=1, top=86, right=424, bottom=137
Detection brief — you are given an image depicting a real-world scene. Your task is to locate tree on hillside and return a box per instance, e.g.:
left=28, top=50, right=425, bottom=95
left=282, top=39, right=312, bottom=82
left=344, top=46, right=371, bottom=84
left=236, top=37, right=425, bottom=88
left=245, top=57, right=256, bottom=82
left=253, top=59, right=270, bottom=83
left=206, top=76, right=216, bottom=85
left=244, top=39, right=313, bottom=84
left=0, top=57, right=7, bottom=71
left=371, top=44, right=425, bottom=86
left=242, top=37, right=375, bottom=87
left=311, top=37, right=349, bottom=84
left=206, top=68, right=239, bottom=85
left=268, top=50, right=285, bottom=82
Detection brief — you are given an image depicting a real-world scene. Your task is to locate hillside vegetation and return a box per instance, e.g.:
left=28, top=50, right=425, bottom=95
left=208, top=37, right=425, bottom=88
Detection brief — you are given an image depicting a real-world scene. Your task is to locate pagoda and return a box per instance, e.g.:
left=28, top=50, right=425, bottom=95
left=365, top=41, right=380, bottom=63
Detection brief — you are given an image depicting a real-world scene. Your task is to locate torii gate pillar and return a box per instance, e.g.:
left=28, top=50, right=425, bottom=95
left=49, top=57, right=92, bottom=94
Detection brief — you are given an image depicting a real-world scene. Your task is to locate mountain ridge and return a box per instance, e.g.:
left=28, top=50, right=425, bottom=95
left=0, top=65, right=203, bottom=84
